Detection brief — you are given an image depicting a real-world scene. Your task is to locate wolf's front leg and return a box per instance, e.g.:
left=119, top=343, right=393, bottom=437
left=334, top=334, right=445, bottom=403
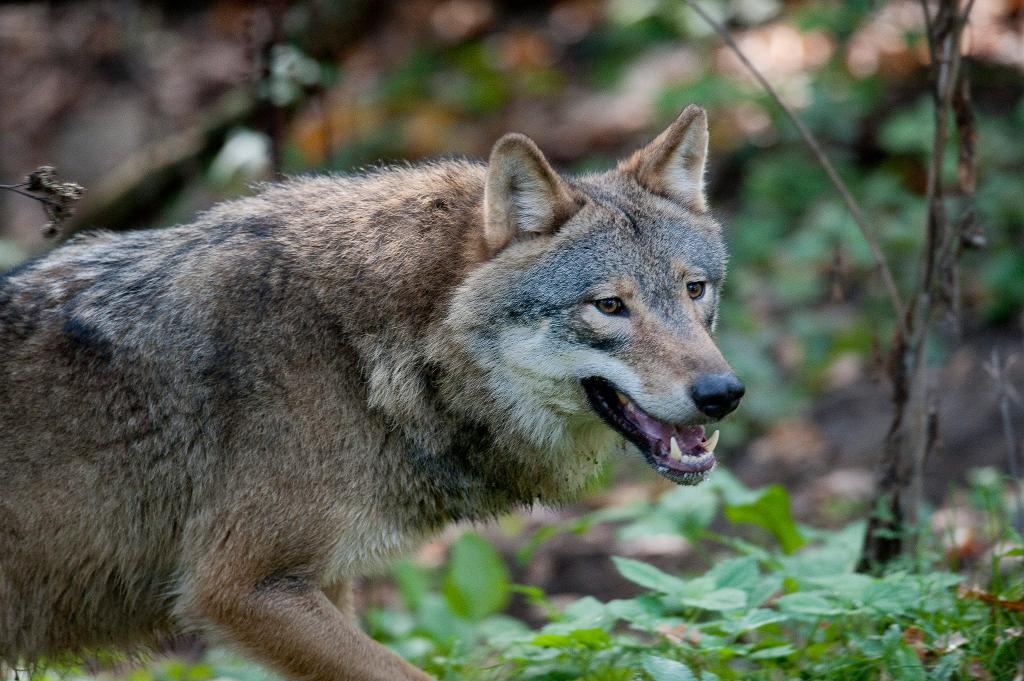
left=186, top=573, right=433, bottom=681
left=325, top=578, right=356, bottom=621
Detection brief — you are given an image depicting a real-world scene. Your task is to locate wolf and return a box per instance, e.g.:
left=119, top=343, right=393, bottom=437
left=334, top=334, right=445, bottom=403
left=0, top=104, right=743, bottom=681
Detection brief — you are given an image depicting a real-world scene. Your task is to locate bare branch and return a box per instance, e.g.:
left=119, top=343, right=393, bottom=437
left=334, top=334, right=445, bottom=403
left=961, top=0, right=977, bottom=22
left=860, top=0, right=978, bottom=570
left=0, top=166, right=84, bottom=238
left=684, top=0, right=907, bottom=332
left=919, top=0, right=936, bottom=63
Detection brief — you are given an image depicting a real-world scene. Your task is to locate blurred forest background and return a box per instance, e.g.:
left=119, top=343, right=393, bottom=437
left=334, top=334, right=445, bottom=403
left=1, top=0, right=1023, bottom=679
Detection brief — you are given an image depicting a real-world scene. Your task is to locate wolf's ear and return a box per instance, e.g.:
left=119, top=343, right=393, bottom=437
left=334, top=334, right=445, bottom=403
left=619, top=104, right=709, bottom=212
left=484, top=133, right=580, bottom=252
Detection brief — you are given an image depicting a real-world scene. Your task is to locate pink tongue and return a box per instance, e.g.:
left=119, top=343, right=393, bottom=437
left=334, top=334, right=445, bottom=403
left=629, top=409, right=704, bottom=449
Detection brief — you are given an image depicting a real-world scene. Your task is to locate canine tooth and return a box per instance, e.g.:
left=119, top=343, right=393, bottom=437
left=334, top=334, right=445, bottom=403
left=669, top=437, right=683, bottom=461
left=704, top=429, right=720, bottom=453
left=616, top=391, right=629, bottom=406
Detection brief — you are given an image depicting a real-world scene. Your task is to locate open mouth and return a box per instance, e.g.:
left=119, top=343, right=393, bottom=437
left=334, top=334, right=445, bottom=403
left=581, top=376, right=719, bottom=485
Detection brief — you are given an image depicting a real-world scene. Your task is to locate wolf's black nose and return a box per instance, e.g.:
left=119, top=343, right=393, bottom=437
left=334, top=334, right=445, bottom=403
left=691, top=373, right=745, bottom=419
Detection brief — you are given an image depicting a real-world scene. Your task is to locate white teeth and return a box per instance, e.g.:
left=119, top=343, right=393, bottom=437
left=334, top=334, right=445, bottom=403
left=616, top=390, right=629, bottom=406
left=669, top=437, right=683, bottom=461
left=704, top=430, right=720, bottom=453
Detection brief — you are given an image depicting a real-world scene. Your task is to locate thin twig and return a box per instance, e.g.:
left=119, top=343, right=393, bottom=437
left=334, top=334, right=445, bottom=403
left=920, top=0, right=934, bottom=29
left=684, top=0, right=907, bottom=331
left=901, top=0, right=960, bottom=541
left=905, top=0, right=975, bottom=535
left=0, top=185, right=58, bottom=204
left=0, top=167, right=84, bottom=238
left=920, top=0, right=936, bottom=62
left=961, top=0, right=977, bottom=22
left=948, top=55, right=980, bottom=330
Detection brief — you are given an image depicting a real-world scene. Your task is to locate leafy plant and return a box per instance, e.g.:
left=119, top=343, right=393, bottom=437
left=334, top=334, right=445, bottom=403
left=487, top=470, right=1021, bottom=679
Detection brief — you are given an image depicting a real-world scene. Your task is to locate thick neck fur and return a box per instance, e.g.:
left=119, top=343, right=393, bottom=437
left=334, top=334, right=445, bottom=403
left=231, top=164, right=609, bottom=527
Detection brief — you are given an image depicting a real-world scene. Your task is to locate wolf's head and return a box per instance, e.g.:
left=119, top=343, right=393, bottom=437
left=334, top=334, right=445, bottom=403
left=445, top=105, right=743, bottom=487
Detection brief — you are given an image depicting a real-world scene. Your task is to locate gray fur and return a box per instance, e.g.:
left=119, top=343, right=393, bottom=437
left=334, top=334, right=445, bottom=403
left=0, top=106, right=735, bottom=681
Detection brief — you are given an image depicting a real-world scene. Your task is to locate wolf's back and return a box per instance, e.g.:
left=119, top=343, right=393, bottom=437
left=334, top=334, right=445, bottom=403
left=0, top=213, right=308, bottom=661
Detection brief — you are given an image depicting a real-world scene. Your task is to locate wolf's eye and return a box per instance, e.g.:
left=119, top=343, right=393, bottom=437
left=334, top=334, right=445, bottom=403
left=686, top=282, right=706, bottom=300
left=594, top=297, right=627, bottom=315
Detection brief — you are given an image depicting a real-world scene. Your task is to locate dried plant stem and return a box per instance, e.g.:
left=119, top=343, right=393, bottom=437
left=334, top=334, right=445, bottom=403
left=860, top=0, right=977, bottom=569
left=683, top=0, right=907, bottom=331
left=0, top=184, right=53, bottom=203
left=0, top=167, right=84, bottom=238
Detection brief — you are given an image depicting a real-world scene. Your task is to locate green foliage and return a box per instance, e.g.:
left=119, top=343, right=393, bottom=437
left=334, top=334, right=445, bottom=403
left=723, top=485, right=805, bottom=554
left=642, top=655, right=697, bottom=681
left=448, top=469, right=1022, bottom=680
left=358, top=470, right=1024, bottom=680
left=443, top=532, right=511, bottom=621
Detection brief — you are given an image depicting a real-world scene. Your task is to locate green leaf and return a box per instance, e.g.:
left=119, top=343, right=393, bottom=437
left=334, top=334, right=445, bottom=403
left=725, top=485, right=806, bottom=553
left=391, top=559, right=430, bottom=611
left=366, top=607, right=415, bottom=639
left=532, top=622, right=610, bottom=647
left=569, top=628, right=612, bottom=649
left=748, top=575, right=784, bottom=608
left=681, top=587, right=748, bottom=612
left=930, top=651, right=962, bottom=681
left=442, top=532, right=510, bottom=621
left=775, top=592, right=842, bottom=616
left=612, top=556, right=689, bottom=595
left=748, top=644, right=797, bottom=660
left=642, top=655, right=697, bottom=681
left=415, top=593, right=471, bottom=645
left=619, top=513, right=686, bottom=541
left=706, top=556, right=760, bottom=592
left=609, top=557, right=748, bottom=618
left=919, top=571, right=964, bottom=591
left=561, top=596, right=614, bottom=629
left=862, top=578, right=920, bottom=616
left=531, top=632, right=572, bottom=647
left=606, top=595, right=673, bottom=630
left=883, top=641, right=926, bottom=681
left=475, top=614, right=530, bottom=645
left=388, top=636, right=435, bottom=666
left=655, top=482, right=720, bottom=536
left=724, top=608, right=789, bottom=634
left=803, top=573, right=874, bottom=603
left=707, top=467, right=761, bottom=506
left=779, top=543, right=859, bottom=579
